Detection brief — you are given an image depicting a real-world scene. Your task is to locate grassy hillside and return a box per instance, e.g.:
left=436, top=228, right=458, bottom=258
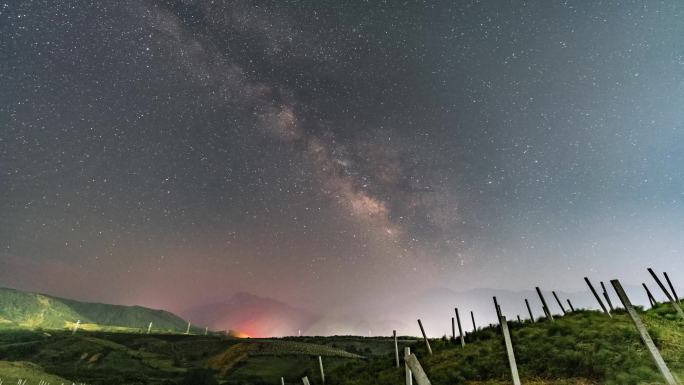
left=327, top=305, right=684, bottom=385
left=0, top=287, right=196, bottom=333
left=0, top=292, right=682, bottom=384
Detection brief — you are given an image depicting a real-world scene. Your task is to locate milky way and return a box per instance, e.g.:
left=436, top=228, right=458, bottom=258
left=1, top=1, right=684, bottom=332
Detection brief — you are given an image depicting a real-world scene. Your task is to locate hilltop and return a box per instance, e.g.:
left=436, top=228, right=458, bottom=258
left=0, top=287, right=196, bottom=333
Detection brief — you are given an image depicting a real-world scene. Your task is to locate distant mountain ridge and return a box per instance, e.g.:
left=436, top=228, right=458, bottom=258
left=0, top=287, right=194, bottom=333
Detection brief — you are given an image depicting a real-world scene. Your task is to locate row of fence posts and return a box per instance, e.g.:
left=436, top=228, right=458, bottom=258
left=388, top=267, right=682, bottom=385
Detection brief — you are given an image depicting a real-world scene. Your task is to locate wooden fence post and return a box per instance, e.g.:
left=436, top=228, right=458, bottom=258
left=499, top=316, right=522, bottom=385
left=455, top=308, right=465, bottom=347
left=611, top=279, right=679, bottom=385
left=451, top=318, right=455, bottom=341
left=584, top=277, right=611, bottom=317
left=394, top=330, right=400, bottom=368
left=535, top=287, right=554, bottom=321
left=493, top=296, right=503, bottom=320
left=525, top=299, right=535, bottom=323
left=404, top=353, right=432, bottom=385
left=405, top=347, right=413, bottom=385
left=643, top=283, right=658, bottom=307
left=600, top=281, right=615, bottom=311
left=663, top=272, right=680, bottom=304
left=648, top=268, right=684, bottom=320
left=552, top=291, right=567, bottom=314
left=417, top=319, right=432, bottom=355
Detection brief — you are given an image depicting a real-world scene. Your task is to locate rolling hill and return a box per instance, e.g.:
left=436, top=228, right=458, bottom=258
left=0, top=287, right=195, bottom=333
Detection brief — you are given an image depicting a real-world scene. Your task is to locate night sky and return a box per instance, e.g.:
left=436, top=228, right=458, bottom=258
left=1, top=1, right=684, bottom=334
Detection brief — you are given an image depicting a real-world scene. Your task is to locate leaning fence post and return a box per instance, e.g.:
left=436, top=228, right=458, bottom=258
left=663, top=272, right=680, bottom=304
left=470, top=311, right=476, bottom=331
left=281, top=377, right=285, bottom=385
left=566, top=299, right=575, bottom=312
left=525, top=299, right=535, bottom=323
left=318, top=356, right=325, bottom=384
left=584, top=277, right=611, bottom=317
left=404, top=347, right=413, bottom=385
left=417, top=319, right=432, bottom=355
left=302, top=376, right=311, bottom=385
left=552, top=291, right=567, bottom=315
left=643, top=283, right=658, bottom=307
left=648, top=268, right=684, bottom=320
left=455, top=308, right=465, bottom=347
left=535, top=287, right=554, bottom=321
left=404, top=353, right=432, bottom=385
left=499, top=315, right=522, bottom=385
left=611, top=279, right=680, bottom=385
left=600, top=281, right=615, bottom=311
left=493, top=296, right=503, bottom=320
left=394, top=330, right=400, bottom=367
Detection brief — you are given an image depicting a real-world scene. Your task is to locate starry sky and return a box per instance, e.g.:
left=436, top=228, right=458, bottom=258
left=1, top=0, right=684, bottom=328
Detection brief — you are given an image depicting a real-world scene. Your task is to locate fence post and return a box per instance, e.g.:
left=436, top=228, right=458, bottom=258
left=455, top=308, right=465, bottom=347
left=535, top=287, right=554, bottom=321
left=648, top=268, right=684, bottom=320
left=643, top=283, right=658, bottom=307
left=405, top=347, right=413, bottom=385
left=394, top=330, right=400, bottom=368
left=302, top=376, right=311, bottom=385
left=600, top=281, right=615, bottom=311
left=584, top=277, right=611, bottom=317
left=611, top=279, right=679, bottom=385
left=470, top=311, right=476, bottom=331
left=552, top=291, right=567, bottom=314
left=499, top=316, right=522, bottom=385
left=404, top=353, right=432, bottom=385
left=318, top=356, right=325, bottom=384
left=663, top=272, right=680, bottom=304
left=566, top=299, right=575, bottom=312
left=417, top=319, right=432, bottom=355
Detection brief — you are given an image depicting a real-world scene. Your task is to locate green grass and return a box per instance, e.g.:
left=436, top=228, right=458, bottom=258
left=326, top=305, right=684, bottom=385
left=0, top=304, right=682, bottom=384
left=0, top=287, right=199, bottom=334
left=0, top=361, right=71, bottom=383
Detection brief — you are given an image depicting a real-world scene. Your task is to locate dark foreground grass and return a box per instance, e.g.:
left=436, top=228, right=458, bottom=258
left=0, top=305, right=682, bottom=384
left=327, top=305, right=684, bottom=385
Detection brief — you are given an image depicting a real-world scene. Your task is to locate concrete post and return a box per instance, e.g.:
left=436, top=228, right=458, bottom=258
left=600, top=281, right=615, bottom=311
left=470, top=311, right=476, bottom=331
left=404, top=353, right=432, bottom=385
left=147, top=322, right=152, bottom=334
left=318, top=355, right=325, bottom=384
left=611, top=279, right=679, bottom=385
left=186, top=321, right=191, bottom=335
left=281, top=377, right=285, bottom=385
left=525, top=299, right=535, bottom=323
left=648, top=268, right=684, bottom=320
left=404, top=347, right=412, bottom=385
left=302, top=376, right=311, bottom=385
left=552, top=291, right=567, bottom=314
left=535, top=287, right=554, bottom=321
left=663, top=272, right=680, bottom=304
left=417, top=319, right=432, bottom=355
left=584, top=277, right=611, bottom=317
left=72, top=320, right=81, bottom=335
left=394, top=330, right=400, bottom=368
left=499, top=315, right=521, bottom=385
left=205, top=327, right=208, bottom=336
left=566, top=299, right=575, bottom=312
left=643, top=283, right=658, bottom=307
left=455, top=308, right=465, bottom=347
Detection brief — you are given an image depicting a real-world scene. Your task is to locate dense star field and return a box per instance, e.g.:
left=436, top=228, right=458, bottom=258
left=1, top=1, right=683, bottom=336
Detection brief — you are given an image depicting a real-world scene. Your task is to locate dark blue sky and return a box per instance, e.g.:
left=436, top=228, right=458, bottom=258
left=1, top=0, right=683, bottom=320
